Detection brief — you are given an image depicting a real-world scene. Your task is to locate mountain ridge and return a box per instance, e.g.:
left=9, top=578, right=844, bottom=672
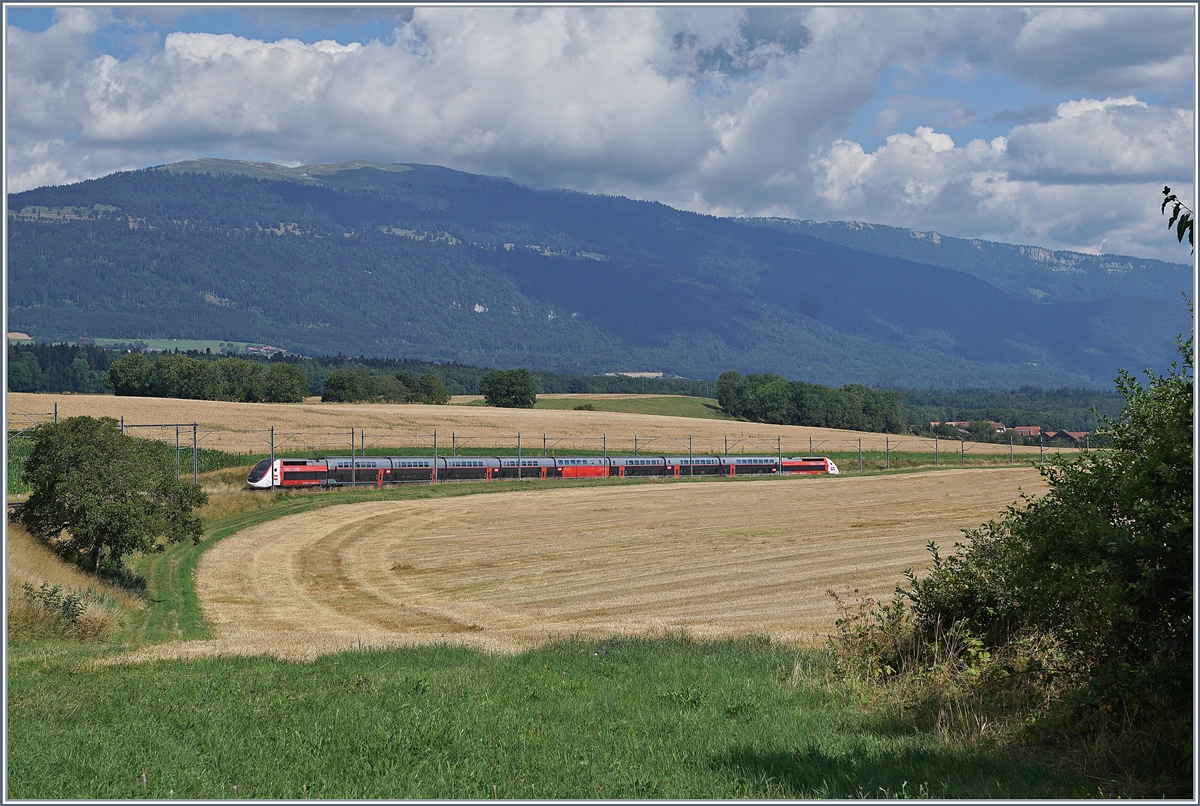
left=7, top=159, right=1191, bottom=389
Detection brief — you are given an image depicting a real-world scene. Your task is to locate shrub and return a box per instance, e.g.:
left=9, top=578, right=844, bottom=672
left=12, top=582, right=113, bottom=641
left=22, top=582, right=86, bottom=626
left=829, top=313, right=1193, bottom=788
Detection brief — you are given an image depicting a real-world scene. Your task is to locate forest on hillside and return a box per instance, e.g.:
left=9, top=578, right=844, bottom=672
left=8, top=163, right=1189, bottom=389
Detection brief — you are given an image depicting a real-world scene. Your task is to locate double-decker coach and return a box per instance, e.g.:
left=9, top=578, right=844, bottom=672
left=607, top=456, right=667, bottom=477
left=720, top=456, right=779, bottom=476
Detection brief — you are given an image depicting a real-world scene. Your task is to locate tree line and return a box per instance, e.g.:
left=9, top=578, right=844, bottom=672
left=321, top=367, right=535, bottom=407
left=8, top=341, right=717, bottom=400
left=7, top=342, right=114, bottom=394
left=8, top=340, right=1125, bottom=432
left=901, top=386, right=1124, bottom=434
left=717, top=371, right=905, bottom=433
left=102, top=352, right=308, bottom=403
left=321, top=368, right=451, bottom=404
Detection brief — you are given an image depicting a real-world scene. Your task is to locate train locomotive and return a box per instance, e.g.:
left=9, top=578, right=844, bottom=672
left=246, top=454, right=838, bottom=489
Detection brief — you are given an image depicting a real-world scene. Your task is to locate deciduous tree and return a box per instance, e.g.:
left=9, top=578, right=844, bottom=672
left=480, top=369, right=537, bottom=408
left=19, top=417, right=208, bottom=576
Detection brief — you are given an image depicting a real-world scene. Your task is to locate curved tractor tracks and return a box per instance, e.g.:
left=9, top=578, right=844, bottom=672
left=121, top=468, right=1044, bottom=663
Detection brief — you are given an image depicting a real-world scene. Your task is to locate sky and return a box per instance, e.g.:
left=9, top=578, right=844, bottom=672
left=4, top=5, right=1196, bottom=262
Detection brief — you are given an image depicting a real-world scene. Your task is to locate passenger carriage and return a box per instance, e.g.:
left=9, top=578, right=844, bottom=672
left=499, top=456, right=558, bottom=480
left=663, top=456, right=723, bottom=477
left=720, top=456, right=779, bottom=476
left=607, top=456, right=666, bottom=477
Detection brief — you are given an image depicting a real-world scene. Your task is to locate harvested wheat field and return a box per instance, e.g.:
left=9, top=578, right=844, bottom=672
left=119, top=467, right=1043, bottom=663
left=6, top=392, right=1050, bottom=456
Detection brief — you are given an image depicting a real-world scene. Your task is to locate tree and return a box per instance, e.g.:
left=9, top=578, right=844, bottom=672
left=480, top=368, right=537, bottom=408
left=394, top=371, right=419, bottom=401
left=744, top=373, right=792, bottom=424
left=103, top=352, right=152, bottom=396
left=19, top=417, right=208, bottom=576
left=716, top=371, right=744, bottom=416
left=210, top=356, right=265, bottom=401
left=262, top=362, right=308, bottom=403
left=322, top=370, right=351, bottom=402
left=322, top=368, right=377, bottom=402
left=8, top=351, right=43, bottom=392
left=375, top=374, right=409, bottom=403
left=64, top=351, right=100, bottom=393
left=417, top=373, right=451, bottom=404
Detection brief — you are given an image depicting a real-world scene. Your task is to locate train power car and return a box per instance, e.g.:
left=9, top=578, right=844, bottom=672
left=247, top=458, right=329, bottom=488
left=781, top=456, right=840, bottom=475
left=247, top=453, right=838, bottom=489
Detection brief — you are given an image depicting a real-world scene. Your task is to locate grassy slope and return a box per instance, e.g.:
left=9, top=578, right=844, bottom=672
left=6, top=475, right=1101, bottom=798
left=7, top=636, right=1092, bottom=799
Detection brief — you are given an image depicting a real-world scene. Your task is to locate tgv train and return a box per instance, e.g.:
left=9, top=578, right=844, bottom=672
left=247, top=454, right=838, bottom=489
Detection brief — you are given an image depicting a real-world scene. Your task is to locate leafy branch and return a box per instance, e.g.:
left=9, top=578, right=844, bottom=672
left=1161, top=186, right=1194, bottom=254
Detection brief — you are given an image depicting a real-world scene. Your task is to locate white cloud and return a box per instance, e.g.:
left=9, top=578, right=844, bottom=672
left=1002, top=8, right=1194, bottom=93
left=809, top=96, right=1194, bottom=258
left=3, top=6, right=1194, bottom=260
left=1006, top=97, right=1193, bottom=180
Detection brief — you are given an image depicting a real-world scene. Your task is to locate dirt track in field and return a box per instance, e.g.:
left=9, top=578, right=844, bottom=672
left=115, top=468, right=1044, bottom=663
left=6, top=392, right=1051, bottom=456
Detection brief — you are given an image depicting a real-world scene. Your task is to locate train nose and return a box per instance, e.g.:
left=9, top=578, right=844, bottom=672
left=247, top=458, right=273, bottom=487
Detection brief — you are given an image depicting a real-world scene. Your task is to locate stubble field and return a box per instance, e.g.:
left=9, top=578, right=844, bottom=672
left=7, top=392, right=1051, bottom=457
left=116, top=467, right=1044, bottom=664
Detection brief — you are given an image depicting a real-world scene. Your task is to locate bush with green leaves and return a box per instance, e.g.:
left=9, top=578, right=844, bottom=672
left=19, top=416, right=208, bottom=575
left=21, top=582, right=87, bottom=627
left=900, top=321, right=1192, bottom=715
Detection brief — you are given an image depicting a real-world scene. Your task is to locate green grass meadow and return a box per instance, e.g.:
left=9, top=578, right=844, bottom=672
left=90, top=337, right=274, bottom=353
left=533, top=395, right=736, bottom=420
left=7, top=636, right=1093, bottom=800
left=6, top=447, right=1104, bottom=798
